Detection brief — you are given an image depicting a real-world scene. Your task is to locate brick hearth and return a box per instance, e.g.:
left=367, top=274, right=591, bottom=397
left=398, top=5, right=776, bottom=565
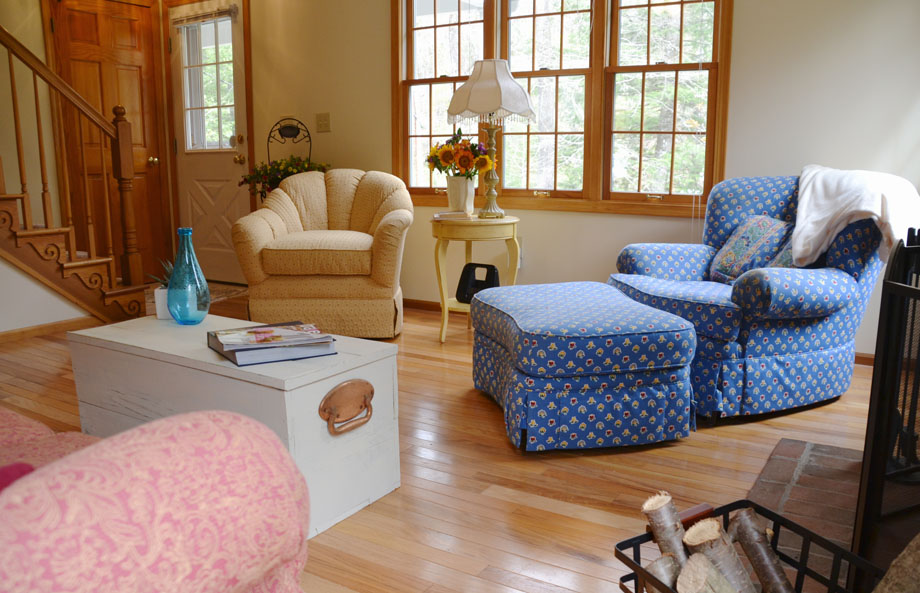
left=748, top=438, right=863, bottom=585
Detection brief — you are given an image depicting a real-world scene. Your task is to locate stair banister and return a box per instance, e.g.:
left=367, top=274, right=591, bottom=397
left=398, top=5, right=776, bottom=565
left=0, top=22, right=147, bottom=321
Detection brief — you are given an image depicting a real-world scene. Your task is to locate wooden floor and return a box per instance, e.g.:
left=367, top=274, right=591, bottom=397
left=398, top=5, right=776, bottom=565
left=0, top=303, right=873, bottom=593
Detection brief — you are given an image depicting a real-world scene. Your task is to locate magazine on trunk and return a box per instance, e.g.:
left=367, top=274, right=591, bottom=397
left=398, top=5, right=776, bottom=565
left=210, top=321, right=332, bottom=351
left=207, top=321, right=337, bottom=367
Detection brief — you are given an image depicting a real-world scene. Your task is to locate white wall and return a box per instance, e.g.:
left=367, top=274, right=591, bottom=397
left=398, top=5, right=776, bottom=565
left=0, top=259, right=88, bottom=332
left=249, top=0, right=392, bottom=170
left=725, top=0, right=920, bottom=353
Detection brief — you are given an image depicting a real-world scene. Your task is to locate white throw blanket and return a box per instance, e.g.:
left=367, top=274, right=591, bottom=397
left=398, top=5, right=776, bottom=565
left=792, top=164, right=920, bottom=265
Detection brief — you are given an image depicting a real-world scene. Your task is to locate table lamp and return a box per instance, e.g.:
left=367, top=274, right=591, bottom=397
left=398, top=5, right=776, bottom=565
left=447, top=59, right=535, bottom=219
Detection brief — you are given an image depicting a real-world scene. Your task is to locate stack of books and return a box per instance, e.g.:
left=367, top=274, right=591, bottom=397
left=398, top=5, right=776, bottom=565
left=207, top=321, right=336, bottom=366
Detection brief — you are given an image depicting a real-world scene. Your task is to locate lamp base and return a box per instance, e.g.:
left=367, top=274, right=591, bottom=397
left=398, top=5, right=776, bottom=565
left=477, top=197, right=504, bottom=219
left=479, top=124, right=504, bottom=219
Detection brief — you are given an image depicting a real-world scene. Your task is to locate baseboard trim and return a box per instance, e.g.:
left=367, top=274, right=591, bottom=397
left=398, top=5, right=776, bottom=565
left=0, top=316, right=101, bottom=343
left=854, top=352, right=874, bottom=367
left=404, top=298, right=441, bottom=312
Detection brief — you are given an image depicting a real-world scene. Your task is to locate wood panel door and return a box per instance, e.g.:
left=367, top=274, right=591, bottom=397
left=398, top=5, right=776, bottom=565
left=51, top=0, right=170, bottom=279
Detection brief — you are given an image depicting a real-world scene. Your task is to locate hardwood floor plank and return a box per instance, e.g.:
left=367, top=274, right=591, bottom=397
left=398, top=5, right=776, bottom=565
left=0, top=304, right=874, bottom=592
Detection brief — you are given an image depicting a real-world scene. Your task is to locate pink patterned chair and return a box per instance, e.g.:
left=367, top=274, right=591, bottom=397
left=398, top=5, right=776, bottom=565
left=0, top=407, right=101, bottom=467
left=0, top=410, right=310, bottom=593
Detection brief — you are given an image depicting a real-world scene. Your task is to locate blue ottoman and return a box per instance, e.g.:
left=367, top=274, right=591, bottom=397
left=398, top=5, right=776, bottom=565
left=471, top=282, right=697, bottom=451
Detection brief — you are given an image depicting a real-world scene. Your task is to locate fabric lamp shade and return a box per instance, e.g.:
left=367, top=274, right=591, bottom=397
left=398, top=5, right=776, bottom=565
left=447, top=59, right=535, bottom=125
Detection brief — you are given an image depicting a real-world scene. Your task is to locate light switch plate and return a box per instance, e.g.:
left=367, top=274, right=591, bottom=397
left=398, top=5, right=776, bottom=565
left=316, top=112, right=331, bottom=133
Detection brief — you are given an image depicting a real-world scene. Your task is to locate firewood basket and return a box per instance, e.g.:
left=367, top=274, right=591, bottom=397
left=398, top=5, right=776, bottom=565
left=614, top=499, right=885, bottom=593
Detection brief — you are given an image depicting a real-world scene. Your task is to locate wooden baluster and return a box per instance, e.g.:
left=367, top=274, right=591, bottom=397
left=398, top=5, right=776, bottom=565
left=33, top=72, right=53, bottom=228
left=54, top=95, right=77, bottom=261
left=8, top=52, right=32, bottom=229
left=98, top=135, right=115, bottom=284
left=77, top=116, right=96, bottom=259
left=111, top=105, right=142, bottom=285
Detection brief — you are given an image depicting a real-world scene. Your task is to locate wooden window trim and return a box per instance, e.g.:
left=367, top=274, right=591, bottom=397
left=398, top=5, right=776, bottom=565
left=390, top=0, right=733, bottom=219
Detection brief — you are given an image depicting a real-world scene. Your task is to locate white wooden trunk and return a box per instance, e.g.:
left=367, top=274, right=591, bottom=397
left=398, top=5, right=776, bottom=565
left=68, top=315, right=400, bottom=538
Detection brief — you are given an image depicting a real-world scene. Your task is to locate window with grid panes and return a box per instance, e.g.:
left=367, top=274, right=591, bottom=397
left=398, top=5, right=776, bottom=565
left=396, top=0, right=728, bottom=214
left=608, top=0, right=718, bottom=204
left=406, top=0, right=490, bottom=189
left=179, top=17, right=236, bottom=151
left=502, top=0, right=591, bottom=195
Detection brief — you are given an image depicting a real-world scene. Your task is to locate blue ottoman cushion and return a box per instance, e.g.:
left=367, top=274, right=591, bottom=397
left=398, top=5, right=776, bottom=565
left=471, top=282, right=697, bottom=451
left=471, top=281, right=697, bottom=376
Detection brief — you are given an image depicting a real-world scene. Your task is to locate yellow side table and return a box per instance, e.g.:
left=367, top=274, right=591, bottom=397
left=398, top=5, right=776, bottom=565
left=431, top=216, right=520, bottom=343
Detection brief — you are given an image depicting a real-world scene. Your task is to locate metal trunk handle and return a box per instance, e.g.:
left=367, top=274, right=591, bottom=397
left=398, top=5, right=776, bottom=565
left=318, top=379, right=374, bottom=436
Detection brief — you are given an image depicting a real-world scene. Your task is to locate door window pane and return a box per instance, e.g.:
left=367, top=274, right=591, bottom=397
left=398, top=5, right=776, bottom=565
left=179, top=16, right=235, bottom=151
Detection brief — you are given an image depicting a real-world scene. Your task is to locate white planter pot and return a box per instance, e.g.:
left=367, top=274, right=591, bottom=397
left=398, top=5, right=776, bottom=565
left=154, top=286, right=171, bottom=320
left=446, top=176, right=475, bottom=214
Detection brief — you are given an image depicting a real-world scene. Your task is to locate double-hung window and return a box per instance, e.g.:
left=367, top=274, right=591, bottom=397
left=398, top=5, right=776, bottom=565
left=607, top=0, right=722, bottom=212
left=501, top=0, right=591, bottom=196
left=405, top=0, right=493, bottom=189
left=395, top=0, right=729, bottom=216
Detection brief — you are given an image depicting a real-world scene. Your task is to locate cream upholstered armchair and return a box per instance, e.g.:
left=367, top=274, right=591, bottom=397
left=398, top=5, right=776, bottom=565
left=232, top=169, right=414, bottom=338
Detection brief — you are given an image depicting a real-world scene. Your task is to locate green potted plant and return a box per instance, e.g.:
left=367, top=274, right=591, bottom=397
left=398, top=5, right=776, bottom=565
left=147, top=259, right=174, bottom=320
left=239, top=155, right=330, bottom=201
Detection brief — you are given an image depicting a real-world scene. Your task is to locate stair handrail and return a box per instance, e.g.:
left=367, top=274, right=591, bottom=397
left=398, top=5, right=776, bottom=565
left=0, top=24, right=115, bottom=138
left=0, top=23, right=143, bottom=286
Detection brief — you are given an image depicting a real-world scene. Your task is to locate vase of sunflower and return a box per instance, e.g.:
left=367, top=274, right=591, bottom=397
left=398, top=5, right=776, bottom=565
left=426, top=129, right=493, bottom=215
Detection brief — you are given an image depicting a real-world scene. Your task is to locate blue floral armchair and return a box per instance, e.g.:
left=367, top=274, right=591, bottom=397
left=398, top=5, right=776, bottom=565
left=608, top=176, right=882, bottom=417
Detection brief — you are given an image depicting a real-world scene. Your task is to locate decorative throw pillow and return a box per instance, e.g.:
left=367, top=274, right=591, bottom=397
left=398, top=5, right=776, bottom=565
left=767, top=239, right=794, bottom=268
left=709, top=215, right=793, bottom=283
left=0, top=462, right=34, bottom=492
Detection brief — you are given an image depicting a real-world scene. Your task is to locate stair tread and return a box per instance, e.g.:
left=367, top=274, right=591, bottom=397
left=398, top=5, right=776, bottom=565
left=62, top=256, right=113, bottom=269
left=16, top=227, right=72, bottom=237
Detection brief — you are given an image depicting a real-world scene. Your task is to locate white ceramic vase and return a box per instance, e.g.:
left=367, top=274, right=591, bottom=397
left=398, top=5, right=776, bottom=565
left=446, top=176, right=475, bottom=215
left=154, top=286, right=171, bottom=320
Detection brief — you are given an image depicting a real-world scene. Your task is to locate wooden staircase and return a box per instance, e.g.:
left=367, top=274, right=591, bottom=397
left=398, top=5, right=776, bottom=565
left=0, top=25, right=146, bottom=322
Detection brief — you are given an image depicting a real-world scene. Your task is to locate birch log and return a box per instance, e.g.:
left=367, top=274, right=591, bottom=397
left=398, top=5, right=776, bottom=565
left=684, top=518, right=756, bottom=593
left=644, top=555, right=681, bottom=593
left=728, top=508, right=793, bottom=593
left=676, top=553, right=736, bottom=593
left=642, top=492, right=689, bottom=565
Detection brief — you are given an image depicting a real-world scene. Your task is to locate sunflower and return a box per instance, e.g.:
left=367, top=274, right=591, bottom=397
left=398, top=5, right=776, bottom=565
left=438, top=146, right=455, bottom=167
left=474, top=154, right=493, bottom=172
left=455, top=149, right=475, bottom=174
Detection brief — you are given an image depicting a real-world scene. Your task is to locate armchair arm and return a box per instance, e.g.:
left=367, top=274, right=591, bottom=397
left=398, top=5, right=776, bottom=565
left=0, top=411, right=309, bottom=593
left=231, top=189, right=294, bottom=285
left=371, top=208, right=414, bottom=287
left=731, top=267, right=859, bottom=319
left=617, top=243, right=718, bottom=281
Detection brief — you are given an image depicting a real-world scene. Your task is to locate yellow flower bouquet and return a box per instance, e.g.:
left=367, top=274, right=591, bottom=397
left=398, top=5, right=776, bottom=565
left=426, top=129, right=493, bottom=180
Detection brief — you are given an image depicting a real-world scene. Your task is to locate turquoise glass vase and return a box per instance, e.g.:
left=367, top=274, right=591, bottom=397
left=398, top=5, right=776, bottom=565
left=167, top=227, right=210, bottom=325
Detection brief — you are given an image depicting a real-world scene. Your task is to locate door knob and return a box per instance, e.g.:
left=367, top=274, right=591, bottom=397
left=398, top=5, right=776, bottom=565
left=147, top=156, right=159, bottom=165
left=233, top=153, right=246, bottom=164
